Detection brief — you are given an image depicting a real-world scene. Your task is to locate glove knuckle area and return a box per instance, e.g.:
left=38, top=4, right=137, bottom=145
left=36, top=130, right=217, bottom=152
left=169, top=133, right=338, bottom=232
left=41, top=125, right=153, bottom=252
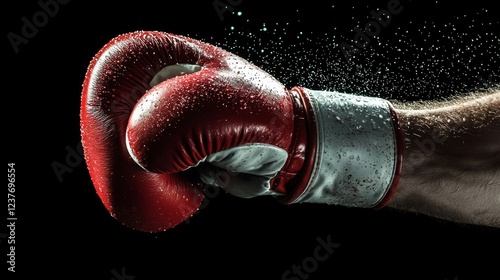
left=81, top=31, right=212, bottom=232
left=83, top=31, right=206, bottom=118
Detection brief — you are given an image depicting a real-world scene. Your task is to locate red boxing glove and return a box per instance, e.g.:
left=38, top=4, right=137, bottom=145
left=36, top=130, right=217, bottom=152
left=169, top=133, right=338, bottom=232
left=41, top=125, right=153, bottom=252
left=81, top=31, right=403, bottom=233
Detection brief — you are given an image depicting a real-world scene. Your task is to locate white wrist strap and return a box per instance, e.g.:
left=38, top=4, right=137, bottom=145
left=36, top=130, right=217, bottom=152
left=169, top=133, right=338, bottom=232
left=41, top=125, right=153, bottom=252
left=292, top=88, right=399, bottom=207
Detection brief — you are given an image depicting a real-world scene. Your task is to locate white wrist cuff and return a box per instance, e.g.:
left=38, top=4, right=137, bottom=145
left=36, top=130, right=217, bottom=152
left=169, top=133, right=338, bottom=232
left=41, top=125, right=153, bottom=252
left=292, top=88, right=400, bottom=207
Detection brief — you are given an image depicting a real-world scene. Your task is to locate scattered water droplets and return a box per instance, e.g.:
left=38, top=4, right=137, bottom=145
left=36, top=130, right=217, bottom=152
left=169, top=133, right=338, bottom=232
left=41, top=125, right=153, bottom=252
left=184, top=4, right=498, bottom=107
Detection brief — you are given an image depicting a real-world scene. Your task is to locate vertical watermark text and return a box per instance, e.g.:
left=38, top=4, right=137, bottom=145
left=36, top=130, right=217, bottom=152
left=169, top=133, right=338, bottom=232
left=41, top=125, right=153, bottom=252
left=7, top=163, right=17, bottom=273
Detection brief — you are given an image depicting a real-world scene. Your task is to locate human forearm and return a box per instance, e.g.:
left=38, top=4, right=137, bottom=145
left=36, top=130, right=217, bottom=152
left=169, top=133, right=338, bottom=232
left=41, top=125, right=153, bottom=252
left=388, top=90, right=500, bottom=227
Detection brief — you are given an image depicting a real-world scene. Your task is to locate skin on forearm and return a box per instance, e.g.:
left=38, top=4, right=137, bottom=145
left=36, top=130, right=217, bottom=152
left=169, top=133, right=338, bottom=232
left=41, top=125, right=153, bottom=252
left=388, top=89, right=500, bottom=228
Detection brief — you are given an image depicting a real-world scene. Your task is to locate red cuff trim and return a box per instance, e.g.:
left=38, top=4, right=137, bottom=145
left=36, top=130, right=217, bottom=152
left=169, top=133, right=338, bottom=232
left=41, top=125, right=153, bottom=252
left=278, top=87, right=318, bottom=204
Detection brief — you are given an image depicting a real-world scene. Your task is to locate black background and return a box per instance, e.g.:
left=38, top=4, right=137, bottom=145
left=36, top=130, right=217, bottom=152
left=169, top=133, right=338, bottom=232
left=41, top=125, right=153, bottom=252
left=4, top=0, right=499, bottom=279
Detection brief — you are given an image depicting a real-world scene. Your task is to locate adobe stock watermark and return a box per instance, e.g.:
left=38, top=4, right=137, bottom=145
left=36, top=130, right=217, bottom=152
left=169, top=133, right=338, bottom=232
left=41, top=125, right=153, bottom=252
left=403, top=122, right=458, bottom=174
left=7, top=0, right=71, bottom=54
left=110, top=267, right=135, bottom=280
left=52, top=87, right=140, bottom=184
left=340, top=0, right=411, bottom=62
left=404, top=70, right=499, bottom=173
left=213, top=0, right=243, bottom=21
left=476, top=71, right=499, bottom=89
left=282, top=234, right=340, bottom=280
left=181, top=181, right=223, bottom=225
left=51, top=141, right=84, bottom=183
